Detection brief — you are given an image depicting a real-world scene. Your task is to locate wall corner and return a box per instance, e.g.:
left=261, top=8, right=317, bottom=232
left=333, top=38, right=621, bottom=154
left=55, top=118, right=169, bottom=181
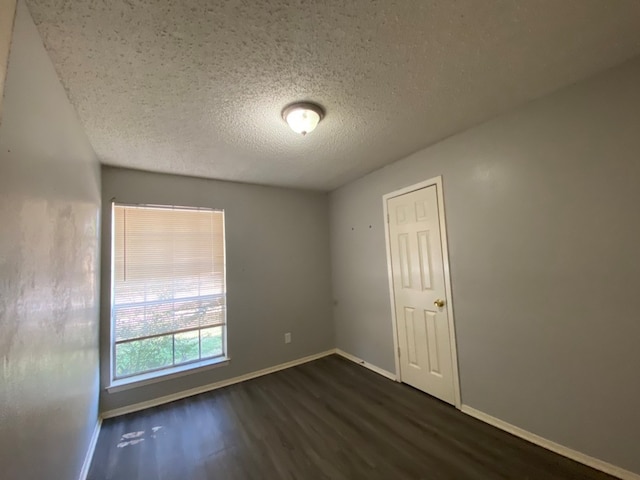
left=0, top=0, right=18, bottom=122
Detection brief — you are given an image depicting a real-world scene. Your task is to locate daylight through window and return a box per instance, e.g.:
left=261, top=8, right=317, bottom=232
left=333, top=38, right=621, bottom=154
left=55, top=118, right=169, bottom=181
left=111, top=203, right=226, bottom=380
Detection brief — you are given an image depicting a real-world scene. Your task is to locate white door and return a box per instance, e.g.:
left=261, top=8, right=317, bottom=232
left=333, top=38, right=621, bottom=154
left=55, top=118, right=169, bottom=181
left=387, top=185, right=457, bottom=404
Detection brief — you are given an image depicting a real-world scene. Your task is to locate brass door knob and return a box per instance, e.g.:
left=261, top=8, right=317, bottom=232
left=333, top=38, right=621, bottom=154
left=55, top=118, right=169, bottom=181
left=434, top=299, right=445, bottom=308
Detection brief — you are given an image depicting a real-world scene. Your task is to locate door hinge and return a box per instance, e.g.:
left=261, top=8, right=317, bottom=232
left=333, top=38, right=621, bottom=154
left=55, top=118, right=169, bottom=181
left=397, top=346, right=401, bottom=357
left=387, top=214, right=390, bottom=223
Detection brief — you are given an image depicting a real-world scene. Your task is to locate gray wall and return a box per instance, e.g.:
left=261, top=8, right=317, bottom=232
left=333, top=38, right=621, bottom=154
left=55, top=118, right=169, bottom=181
left=330, top=56, right=640, bottom=474
left=100, top=167, right=333, bottom=412
left=0, top=2, right=101, bottom=479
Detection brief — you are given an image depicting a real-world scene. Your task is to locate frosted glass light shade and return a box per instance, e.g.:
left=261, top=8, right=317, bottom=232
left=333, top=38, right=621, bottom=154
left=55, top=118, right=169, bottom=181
left=282, top=102, right=324, bottom=135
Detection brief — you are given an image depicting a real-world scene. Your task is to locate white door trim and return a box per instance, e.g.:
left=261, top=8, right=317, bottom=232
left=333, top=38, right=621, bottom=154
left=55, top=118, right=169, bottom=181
left=382, top=176, right=462, bottom=409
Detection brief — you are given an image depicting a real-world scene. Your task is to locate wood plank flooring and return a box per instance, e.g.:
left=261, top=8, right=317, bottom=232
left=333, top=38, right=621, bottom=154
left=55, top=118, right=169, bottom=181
left=89, top=355, right=617, bottom=479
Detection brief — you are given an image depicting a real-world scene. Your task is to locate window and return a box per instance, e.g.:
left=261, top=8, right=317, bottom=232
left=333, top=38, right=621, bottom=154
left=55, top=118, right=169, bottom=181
left=111, top=203, right=226, bottom=383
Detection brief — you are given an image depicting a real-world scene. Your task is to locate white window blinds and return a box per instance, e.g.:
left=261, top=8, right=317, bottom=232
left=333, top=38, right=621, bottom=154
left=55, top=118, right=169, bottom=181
left=112, top=204, right=226, bottom=379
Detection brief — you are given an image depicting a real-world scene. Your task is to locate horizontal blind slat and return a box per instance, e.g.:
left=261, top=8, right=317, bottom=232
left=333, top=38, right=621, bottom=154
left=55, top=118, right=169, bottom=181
left=112, top=204, right=226, bottom=369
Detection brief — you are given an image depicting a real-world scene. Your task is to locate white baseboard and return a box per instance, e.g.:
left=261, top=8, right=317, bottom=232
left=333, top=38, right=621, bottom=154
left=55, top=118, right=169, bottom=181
left=101, top=349, right=336, bottom=419
left=96, top=353, right=640, bottom=479
left=461, top=405, right=640, bottom=480
left=78, top=418, right=102, bottom=480
left=335, top=348, right=398, bottom=381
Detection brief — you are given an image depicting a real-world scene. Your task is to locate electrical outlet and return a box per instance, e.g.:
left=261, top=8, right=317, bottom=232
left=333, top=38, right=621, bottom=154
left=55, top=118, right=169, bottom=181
left=284, top=332, right=292, bottom=344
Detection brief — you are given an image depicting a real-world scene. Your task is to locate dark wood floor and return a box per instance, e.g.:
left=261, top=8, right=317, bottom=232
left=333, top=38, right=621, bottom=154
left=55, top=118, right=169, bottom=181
left=90, top=355, right=616, bottom=480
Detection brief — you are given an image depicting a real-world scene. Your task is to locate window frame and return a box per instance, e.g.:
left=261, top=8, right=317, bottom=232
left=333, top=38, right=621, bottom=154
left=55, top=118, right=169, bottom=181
left=108, top=202, right=229, bottom=391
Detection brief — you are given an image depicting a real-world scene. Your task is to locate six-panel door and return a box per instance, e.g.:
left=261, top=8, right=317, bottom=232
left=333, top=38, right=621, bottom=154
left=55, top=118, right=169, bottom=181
left=387, top=185, right=456, bottom=404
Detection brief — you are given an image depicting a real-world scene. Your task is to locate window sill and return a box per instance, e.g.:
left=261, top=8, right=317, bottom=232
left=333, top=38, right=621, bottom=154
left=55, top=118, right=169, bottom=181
left=106, top=356, right=230, bottom=393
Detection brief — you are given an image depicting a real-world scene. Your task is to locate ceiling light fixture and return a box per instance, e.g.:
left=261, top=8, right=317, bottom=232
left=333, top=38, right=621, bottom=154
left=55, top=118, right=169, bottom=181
left=282, top=102, right=325, bottom=135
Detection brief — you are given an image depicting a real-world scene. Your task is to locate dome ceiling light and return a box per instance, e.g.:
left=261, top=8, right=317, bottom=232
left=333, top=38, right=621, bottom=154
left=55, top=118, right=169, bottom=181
left=282, top=102, right=325, bottom=135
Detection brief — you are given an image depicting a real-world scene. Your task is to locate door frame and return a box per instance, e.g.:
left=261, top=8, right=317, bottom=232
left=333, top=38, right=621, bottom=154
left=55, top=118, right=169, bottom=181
left=382, top=176, right=462, bottom=409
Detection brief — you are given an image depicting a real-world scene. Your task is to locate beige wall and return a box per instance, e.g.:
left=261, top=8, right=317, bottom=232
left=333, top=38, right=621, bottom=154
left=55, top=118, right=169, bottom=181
left=330, top=56, right=640, bottom=475
left=0, top=0, right=17, bottom=119
left=0, top=2, right=100, bottom=478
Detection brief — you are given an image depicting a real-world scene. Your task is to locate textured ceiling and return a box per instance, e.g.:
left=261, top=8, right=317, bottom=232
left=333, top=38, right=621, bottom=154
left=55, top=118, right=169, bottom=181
left=27, top=0, right=640, bottom=191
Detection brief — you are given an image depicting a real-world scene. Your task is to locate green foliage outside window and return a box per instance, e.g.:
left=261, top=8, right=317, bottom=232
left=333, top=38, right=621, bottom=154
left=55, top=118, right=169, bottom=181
left=115, top=327, right=223, bottom=378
